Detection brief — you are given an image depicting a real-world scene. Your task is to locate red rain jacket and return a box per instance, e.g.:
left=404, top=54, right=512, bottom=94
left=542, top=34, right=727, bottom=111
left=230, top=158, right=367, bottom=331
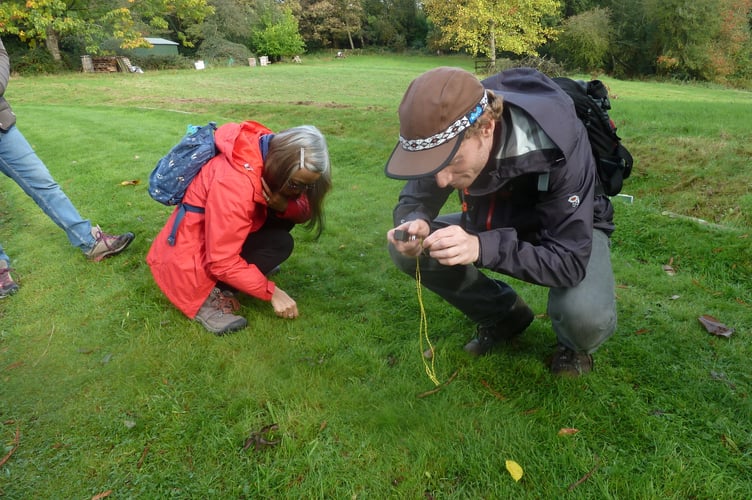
left=147, top=121, right=311, bottom=318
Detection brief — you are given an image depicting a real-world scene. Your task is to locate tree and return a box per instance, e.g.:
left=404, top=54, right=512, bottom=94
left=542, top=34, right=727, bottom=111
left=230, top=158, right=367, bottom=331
left=362, top=0, right=427, bottom=50
left=0, top=0, right=213, bottom=59
left=298, top=0, right=364, bottom=49
left=422, top=0, right=561, bottom=61
left=251, top=6, right=305, bottom=58
left=550, top=7, right=612, bottom=72
left=0, top=0, right=90, bottom=60
left=641, top=0, right=752, bottom=81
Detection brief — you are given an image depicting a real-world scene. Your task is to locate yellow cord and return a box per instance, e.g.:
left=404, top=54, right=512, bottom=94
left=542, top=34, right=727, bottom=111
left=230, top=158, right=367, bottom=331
left=416, top=255, right=440, bottom=386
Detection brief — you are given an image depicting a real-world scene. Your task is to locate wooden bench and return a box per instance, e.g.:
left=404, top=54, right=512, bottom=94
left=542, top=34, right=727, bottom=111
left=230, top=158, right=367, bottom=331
left=474, top=59, right=495, bottom=74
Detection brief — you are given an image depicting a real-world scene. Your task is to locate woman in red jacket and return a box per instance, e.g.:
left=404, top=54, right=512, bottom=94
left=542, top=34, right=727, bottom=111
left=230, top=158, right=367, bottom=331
left=147, top=121, right=331, bottom=334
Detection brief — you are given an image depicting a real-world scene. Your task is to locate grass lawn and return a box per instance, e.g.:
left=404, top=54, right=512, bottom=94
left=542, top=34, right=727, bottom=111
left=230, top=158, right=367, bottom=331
left=1, top=54, right=751, bottom=498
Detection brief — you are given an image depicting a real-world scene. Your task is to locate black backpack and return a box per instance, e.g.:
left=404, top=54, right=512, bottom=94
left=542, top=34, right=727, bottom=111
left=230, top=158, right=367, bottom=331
left=552, top=77, right=633, bottom=196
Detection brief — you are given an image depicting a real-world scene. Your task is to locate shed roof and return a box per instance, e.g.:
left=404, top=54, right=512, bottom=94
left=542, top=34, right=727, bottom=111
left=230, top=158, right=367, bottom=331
left=143, top=37, right=179, bottom=46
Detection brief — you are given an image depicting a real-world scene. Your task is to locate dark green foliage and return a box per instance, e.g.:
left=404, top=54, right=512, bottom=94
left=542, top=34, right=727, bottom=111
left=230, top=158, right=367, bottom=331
left=196, top=37, right=253, bottom=61
left=9, top=46, right=66, bottom=75
left=549, top=8, right=612, bottom=73
left=127, top=54, right=195, bottom=71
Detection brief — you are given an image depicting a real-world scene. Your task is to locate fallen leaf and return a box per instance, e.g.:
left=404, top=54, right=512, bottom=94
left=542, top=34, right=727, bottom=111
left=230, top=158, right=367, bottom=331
left=669, top=295, right=680, bottom=300
left=698, top=315, right=734, bottom=338
left=120, top=179, right=140, bottom=186
left=558, top=428, right=579, bottom=436
left=91, top=491, right=112, bottom=500
left=505, top=460, right=524, bottom=482
left=242, top=423, right=280, bottom=451
left=634, top=328, right=649, bottom=335
left=662, top=264, right=676, bottom=276
left=423, top=347, right=434, bottom=359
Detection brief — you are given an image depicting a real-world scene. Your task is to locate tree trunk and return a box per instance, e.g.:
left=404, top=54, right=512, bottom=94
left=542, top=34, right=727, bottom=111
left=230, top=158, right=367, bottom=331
left=346, top=25, right=355, bottom=50
left=489, top=21, right=496, bottom=65
left=45, top=27, right=62, bottom=61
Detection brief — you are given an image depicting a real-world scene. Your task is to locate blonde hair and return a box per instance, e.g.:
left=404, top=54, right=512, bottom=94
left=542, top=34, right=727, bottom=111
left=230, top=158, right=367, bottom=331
left=265, top=125, right=332, bottom=238
left=464, top=90, right=504, bottom=140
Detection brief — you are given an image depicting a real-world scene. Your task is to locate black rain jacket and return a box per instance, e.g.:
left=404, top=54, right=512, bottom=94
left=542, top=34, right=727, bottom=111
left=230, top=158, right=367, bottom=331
left=392, top=67, right=614, bottom=288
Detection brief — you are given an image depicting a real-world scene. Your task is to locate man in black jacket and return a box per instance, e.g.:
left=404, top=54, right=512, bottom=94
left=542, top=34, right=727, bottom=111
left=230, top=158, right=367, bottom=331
left=385, top=66, right=616, bottom=376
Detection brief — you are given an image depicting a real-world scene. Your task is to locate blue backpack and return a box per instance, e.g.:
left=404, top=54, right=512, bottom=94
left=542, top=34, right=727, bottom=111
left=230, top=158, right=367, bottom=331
left=148, top=122, right=218, bottom=205
left=149, top=122, right=217, bottom=245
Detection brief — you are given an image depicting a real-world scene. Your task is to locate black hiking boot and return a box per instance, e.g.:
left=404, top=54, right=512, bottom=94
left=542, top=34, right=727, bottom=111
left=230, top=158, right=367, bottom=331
left=463, top=296, right=534, bottom=356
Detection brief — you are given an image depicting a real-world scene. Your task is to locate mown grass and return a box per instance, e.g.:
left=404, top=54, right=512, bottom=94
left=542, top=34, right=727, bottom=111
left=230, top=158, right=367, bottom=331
left=1, top=54, right=751, bottom=498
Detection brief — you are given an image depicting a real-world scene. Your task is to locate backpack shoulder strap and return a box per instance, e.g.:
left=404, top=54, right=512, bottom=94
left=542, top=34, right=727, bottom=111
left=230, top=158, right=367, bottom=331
left=167, top=203, right=205, bottom=246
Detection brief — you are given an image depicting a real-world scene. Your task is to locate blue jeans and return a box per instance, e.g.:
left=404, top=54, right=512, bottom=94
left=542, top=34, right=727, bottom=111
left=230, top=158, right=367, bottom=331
left=389, top=214, right=617, bottom=354
left=0, top=125, right=95, bottom=263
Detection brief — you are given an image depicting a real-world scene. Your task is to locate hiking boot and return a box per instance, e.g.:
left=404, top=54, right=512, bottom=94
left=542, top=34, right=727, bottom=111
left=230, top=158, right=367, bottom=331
left=195, top=288, right=247, bottom=335
left=85, top=225, right=135, bottom=261
left=549, top=344, right=593, bottom=376
left=217, top=289, right=241, bottom=313
left=463, top=296, right=534, bottom=356
left=0, top=260, right=19, bottom=298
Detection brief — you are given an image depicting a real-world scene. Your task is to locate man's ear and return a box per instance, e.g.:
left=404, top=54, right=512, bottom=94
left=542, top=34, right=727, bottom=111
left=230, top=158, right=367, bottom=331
left=480, top=118, right=495, bottom=137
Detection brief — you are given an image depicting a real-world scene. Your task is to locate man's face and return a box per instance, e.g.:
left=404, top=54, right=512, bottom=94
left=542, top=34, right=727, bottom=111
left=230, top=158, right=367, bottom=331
left=434, top=122, right=495, bottom=190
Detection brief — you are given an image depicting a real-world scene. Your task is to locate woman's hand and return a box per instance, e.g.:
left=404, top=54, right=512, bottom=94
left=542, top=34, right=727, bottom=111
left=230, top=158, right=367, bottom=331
left=261, top=178, right=289, bottom=213
left=271, top=286, right=298, bottom=319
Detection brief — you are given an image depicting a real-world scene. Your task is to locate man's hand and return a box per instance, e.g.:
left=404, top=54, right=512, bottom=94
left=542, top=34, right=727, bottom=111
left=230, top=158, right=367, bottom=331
left=422, top=225, right=480, bottom=266
left=271, top=286, right=298, bottom=319
left=387, top=220, right=430, bottom=257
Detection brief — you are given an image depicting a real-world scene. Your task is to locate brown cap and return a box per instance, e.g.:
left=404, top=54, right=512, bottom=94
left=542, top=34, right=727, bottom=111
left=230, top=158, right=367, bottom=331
left=384, top=67, right=487, bottom=179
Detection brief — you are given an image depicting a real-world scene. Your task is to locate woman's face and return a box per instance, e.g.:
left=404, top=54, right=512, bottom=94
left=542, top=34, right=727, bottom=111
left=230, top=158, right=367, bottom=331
left=279, top=168, right=321, bottom=197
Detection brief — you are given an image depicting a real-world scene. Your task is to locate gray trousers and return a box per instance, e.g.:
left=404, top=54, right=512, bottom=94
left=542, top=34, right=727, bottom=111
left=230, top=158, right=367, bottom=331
left=389, top=218, right=616, bottom=354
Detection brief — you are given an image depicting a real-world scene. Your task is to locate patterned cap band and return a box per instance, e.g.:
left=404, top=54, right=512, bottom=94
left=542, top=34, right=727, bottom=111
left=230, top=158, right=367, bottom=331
left=399, top=92, right=488, bottom=152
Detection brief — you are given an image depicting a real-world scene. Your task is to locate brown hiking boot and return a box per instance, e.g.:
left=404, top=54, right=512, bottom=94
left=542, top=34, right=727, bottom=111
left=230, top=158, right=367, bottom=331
left=0, top=260, right=19, bottom=298
left=463, top=296, right=534, bottom=356
left=549, top=344, right=593, bottom=376
left=85, top=225, right=135, bottom=261
left=195, top=288, right=247, bottom=335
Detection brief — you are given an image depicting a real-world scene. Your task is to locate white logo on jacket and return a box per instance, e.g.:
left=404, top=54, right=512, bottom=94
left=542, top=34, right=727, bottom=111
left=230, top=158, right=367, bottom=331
left=568, top=195, right=580, bottom=208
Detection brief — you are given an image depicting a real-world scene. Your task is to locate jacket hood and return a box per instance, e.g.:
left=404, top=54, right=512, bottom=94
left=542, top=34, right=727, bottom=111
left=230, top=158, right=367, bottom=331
left=481, top=68, right=580, bottom=159
left=214, top=120, right=273, bottom=177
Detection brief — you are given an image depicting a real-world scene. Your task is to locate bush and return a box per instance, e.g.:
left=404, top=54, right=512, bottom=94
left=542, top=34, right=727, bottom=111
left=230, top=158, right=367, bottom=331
left=11, top=47, right=66, bottom=75
left=196, top=37, right=253, bottom=62
left=549, top=8, right=612, bottom=73
left=126, top=54, right=195, bottom=71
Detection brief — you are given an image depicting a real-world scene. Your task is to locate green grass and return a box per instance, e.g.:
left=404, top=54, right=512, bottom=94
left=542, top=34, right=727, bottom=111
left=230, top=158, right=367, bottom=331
left=1, top=54, right=751, bottom=498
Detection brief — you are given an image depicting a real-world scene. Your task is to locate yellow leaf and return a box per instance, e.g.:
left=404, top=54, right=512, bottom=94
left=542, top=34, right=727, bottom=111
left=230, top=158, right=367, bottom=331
left=505, top=459, right=523, bottom=482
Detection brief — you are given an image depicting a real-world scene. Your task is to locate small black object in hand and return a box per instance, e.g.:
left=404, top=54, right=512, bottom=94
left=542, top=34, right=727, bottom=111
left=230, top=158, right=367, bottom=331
left=394, top=229, right=416, bottom=242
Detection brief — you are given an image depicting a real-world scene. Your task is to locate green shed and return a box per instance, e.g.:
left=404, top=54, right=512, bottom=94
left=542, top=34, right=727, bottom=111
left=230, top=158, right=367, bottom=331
left=134, top=37, right=179, bottom=57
